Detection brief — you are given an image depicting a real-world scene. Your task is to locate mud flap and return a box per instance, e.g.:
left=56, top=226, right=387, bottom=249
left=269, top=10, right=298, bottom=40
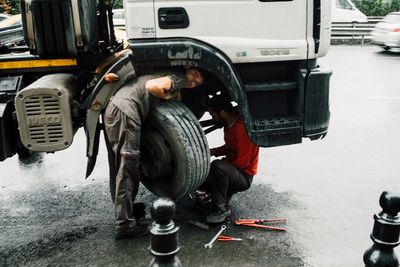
left=85, top=50, right=136, bottom=178
left=85, top=121, right=101, bottom=178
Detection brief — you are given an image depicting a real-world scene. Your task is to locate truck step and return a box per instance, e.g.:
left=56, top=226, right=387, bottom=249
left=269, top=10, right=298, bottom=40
left=244, top=81, right=297, bottom=92
left=254, top=116, right=300, bottom=130
left=252, top=116, right=302, bottom=147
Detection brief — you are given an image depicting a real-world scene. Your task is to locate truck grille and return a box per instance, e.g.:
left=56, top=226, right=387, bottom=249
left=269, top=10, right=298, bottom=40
left=15, top=87, right=74, bottom=152
left=25, top=95, right=63, bottom=144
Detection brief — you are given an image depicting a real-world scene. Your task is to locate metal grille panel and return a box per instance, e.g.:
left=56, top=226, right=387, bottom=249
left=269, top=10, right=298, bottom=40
left=15, top=74, right=77, bottom=152
left=24, top=95, right=64, bottom=145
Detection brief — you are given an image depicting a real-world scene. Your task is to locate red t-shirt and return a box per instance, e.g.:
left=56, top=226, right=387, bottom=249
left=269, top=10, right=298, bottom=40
left=212, top=118, right=259, bottom=176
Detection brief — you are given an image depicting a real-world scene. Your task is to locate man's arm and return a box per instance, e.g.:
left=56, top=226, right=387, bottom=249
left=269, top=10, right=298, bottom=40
left=145, top=76, right=173, bottom=100
left=210, top=145, right=226, bottom=157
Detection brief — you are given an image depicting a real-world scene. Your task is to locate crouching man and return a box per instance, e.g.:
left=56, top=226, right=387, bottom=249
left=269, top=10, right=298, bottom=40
left=201, top=95, right=260, bottom=224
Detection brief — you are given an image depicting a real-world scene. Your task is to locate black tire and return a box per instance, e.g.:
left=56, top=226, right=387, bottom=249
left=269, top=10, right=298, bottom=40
left=181, top=88, right=208, bottom=119
left=17, top=146, right=43, bottom=164
left=140, top=101, right=210, bottom=199
left=17, top=146, right=32, bottom=159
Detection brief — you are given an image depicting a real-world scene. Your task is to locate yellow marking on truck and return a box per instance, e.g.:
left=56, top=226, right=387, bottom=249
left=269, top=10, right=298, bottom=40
left=0, top=59, right=77, bottom=69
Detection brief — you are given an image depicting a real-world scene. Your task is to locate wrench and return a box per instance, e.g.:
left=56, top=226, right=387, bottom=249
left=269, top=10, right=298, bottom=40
left=204, top=225, right=226, bottom=248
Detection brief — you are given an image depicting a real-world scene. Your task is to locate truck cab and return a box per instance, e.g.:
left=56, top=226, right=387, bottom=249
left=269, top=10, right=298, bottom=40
left=0, top=0, right=332, bottom=199
left=125, top=0, right=332, bottom=144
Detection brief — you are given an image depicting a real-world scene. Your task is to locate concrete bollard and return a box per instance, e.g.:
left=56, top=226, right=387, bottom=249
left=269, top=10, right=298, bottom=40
left=364, top=191, right=400, bottom=267
left=149, top=198, right=182, bottom=267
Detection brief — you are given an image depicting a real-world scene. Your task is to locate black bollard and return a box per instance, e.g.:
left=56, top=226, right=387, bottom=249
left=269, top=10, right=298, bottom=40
left=149, top=198, right=182, bottom=267
left=364, top=191, right=400, bottom=267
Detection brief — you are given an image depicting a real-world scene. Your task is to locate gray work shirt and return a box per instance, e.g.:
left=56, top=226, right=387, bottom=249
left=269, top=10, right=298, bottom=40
left=110, top=71, right=186, bottom=125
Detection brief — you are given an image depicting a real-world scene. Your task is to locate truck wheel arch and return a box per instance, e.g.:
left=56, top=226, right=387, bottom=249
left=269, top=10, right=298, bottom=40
left=84, top=51, right=137, bottom=178
left=128, top=37, right=253, bottom=133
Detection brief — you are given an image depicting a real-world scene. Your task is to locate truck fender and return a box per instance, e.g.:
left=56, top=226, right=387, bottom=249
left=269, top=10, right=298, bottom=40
left=85, top=51, right=136, bottom=178
left=128, top=38, right=252, bottom=134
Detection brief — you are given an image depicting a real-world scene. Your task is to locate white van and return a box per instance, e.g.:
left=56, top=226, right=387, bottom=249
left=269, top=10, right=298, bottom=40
left=332, top=0, right=368, bottom=23
left=112, top=9, right=125, bottom=27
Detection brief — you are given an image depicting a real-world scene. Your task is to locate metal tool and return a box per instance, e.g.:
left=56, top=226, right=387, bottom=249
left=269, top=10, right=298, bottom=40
left=217, top=235, right=242, bottom=242
left=235, top=218, right=287, bottom=231
left=205, top=225, right=226, bottom=248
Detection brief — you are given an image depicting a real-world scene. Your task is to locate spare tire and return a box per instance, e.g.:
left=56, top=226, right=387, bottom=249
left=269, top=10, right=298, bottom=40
left=140, top=101, right=210, bottom=199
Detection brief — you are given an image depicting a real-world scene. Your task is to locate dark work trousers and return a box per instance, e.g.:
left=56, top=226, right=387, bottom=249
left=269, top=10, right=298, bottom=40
left=203, top=159, right=253, bottom=210
left=104, top=102, right=141, bottom=232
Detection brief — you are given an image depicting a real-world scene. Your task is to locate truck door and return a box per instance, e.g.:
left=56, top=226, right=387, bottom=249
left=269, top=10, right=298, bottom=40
left=157, top=0, right=307, bottom=63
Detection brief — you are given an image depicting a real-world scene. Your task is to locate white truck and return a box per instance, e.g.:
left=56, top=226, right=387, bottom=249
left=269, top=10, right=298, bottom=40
left=331, top=0, right=367, bottom=23
left=0, top=0, right=332, bottom=199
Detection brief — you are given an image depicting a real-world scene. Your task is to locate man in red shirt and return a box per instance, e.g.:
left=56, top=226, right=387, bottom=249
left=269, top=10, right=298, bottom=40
left=201, top=95, right=259, bottom=224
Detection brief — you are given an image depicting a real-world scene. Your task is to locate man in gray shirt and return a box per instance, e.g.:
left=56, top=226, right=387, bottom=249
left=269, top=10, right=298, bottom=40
left=104, top=67, right=204, bottom=239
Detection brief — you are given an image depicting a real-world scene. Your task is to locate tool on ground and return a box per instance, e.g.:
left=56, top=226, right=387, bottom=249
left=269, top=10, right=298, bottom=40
left=217, top=235, right=242, bottom=242
left=235, top=218, right=287, bottom=231
left=205, top=224, right=226, bottom=248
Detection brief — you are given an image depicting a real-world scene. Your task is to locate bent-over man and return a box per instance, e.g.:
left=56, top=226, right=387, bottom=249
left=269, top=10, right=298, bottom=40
left=104, top=67, right=204, bottom=239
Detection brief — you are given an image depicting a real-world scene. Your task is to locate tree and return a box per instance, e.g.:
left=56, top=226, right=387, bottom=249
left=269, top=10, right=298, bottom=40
left=0, top=0, right=11, bottom=14
left=113, top=0, right=123, bottom=9
left=389, top=0, right=400, bottom=11
left=353, top=0, right=400, bottom=16
left=1, top=0, right=19, bottom=14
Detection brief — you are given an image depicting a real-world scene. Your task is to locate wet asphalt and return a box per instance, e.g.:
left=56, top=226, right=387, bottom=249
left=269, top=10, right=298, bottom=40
left=1, top=45, right=400, bottom=267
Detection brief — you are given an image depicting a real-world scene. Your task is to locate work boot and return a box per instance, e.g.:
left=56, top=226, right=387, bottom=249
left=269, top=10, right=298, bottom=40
left=115, top=223, right=149, bottom=239
left=133, top=202, right=146, bottom=221
left=205, top=207, right=231, bottom=224
left=195, top=191, right=212, bottom=208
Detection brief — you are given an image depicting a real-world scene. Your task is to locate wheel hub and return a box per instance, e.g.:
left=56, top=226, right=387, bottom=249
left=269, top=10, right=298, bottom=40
left=141, top=129, right=174, bottom=178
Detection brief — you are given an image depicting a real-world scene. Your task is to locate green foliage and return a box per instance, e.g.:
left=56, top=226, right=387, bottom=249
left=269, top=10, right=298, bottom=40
left=0, top=0, right=11, bottom=13
left=113, top=0, right=123, bottom=9
left=1, top=0, right=19, bottom=14
left=389, top=0, right=400, bottom=11
left=353, top=0, right=400, bottom=16
left=9, top=0, right=19, bottom=14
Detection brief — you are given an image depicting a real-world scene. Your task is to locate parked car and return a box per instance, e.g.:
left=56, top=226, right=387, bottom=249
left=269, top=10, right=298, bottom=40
left=112, top=9, right=125, bottom=27
left=0, top=14, right=24, bottom=48
left=371, top=12, right=400, bottom=51
left=0, top=13, right=10, bottom=22
left=331, top=0, right=367, bottom=23
left=0, top=14, right=22, bottom=28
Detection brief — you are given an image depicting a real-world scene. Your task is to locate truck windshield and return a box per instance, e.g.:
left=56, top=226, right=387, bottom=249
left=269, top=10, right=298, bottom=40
left=336, top=0, right=354, bottom=10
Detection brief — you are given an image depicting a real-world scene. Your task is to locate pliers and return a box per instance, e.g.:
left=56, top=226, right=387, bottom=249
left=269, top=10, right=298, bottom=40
left=235, top=218, right=287, bottom=231
left=217, top=235, right=243, bottom=242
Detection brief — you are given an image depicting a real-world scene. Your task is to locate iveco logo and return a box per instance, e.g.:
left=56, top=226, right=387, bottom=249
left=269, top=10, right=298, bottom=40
left=28, top=115, right=62, bottom=126
left=260, top=49, right=290, bottom=56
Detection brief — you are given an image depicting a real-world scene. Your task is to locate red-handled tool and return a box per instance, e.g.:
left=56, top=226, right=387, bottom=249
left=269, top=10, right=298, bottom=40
left=235, top=218, right=287, bottom=231
left=217, top=235, right=243, bottom=242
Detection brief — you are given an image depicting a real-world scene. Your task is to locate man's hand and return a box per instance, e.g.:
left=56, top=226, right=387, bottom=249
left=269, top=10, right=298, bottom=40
left=145, top=76, right=173, bottom=100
